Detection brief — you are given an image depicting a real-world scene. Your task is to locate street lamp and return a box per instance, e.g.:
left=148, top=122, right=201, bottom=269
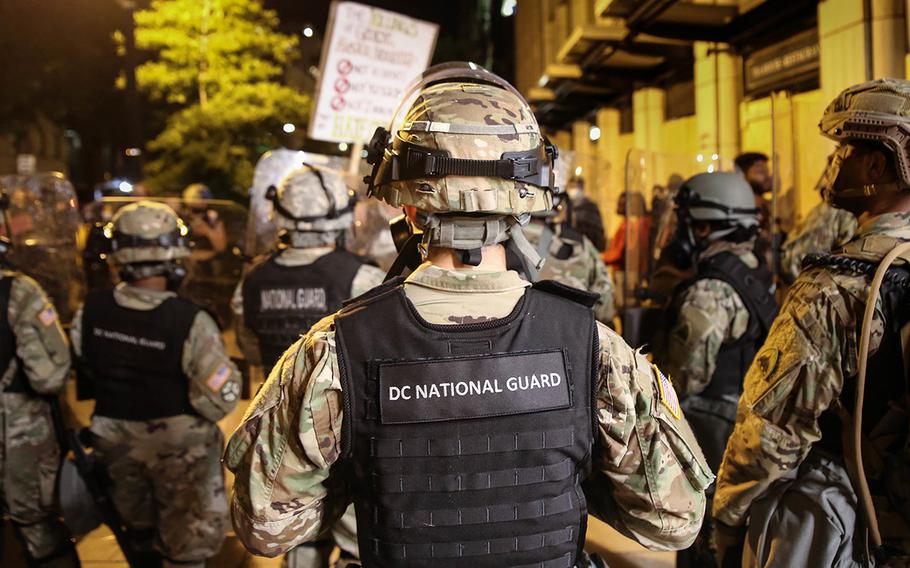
left=283, top=123, right=296, bottom=133
left=303, top=26, right=314, bottom=38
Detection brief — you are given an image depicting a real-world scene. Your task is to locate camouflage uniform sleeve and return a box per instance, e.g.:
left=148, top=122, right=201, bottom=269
left=224, top=318, right=348, bottom=557
left=9, top=275, right=70, bottom=394
left=585, top=238, right=616, bottom=323
left=350, top=263, right=386, bottom=298
left=70, top=304, right=84, bottom=357
left=232, top=279, right=262, bottom=366
left=586, top=322, right=714, bottom=551
left=713, top=272, right=850, bottom=527
left=664, top=279, right=747, bottom=396
left=184, top=310, right=241, bottom=422
left=780, top=203, right=850, bottom=283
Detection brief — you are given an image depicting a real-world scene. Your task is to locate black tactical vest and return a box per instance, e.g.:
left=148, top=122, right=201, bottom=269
left=0, top=275, right=30, bottom=393
left=817, top=264, right=910, bottom=458
left=242, top=250, right=365, bottom=370
left=335, top=279, right=598, bottom=568
left=681, top=252, right=777, bottom=399
left=81, top=289, right=199, bottom=420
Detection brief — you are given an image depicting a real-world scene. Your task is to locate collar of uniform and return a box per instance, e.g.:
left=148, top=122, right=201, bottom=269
left=698, top=239, right=759, bottom=269
left=274, top=246, right=334, bottom=267
left=840, top=211, right=910, bottom=262
left=113, top=282, right=176, bottom=310
left=404, top=262, right=531, bottom=293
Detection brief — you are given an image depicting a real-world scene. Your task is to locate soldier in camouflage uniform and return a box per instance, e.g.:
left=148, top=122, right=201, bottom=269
left=780, top=154, right=858, bottom=283
left=226, top=63, right=712, bottom=567
left=231, top=164, right=383, bottom=568
left=714, top=79, right=910, bottom=567
left=0, top=214, right=78, bottom=566
left=70, top=201, right=240, bottom=568
left=522, top=196, right=616, bottom=323
left=659, top=172, right=777, bottom=568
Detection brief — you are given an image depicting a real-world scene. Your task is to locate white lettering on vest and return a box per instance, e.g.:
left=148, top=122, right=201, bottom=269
left=93, top=327, right=167, bottom=350
left=260, top=288, right=327, bottom=311
left=387, top=374, right=563, bottom=402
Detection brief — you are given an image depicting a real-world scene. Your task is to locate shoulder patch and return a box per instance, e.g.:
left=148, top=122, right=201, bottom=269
left=38, top=305, right=58, bottom=326
left=654, top=364, right=681, bottom=420
left=755, top=347, right=780, bottom=381
left=206, top=364, right=232, bottom=392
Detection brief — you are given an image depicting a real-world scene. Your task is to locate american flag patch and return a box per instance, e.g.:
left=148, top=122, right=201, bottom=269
left=206, top=364, right=231, bottom=392
left=653, top=364, right=681, bottom=420
left=38, top=306, right=57, bottom=326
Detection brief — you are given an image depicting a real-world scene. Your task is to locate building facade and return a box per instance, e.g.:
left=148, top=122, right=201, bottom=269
left=515, top=0, right=907, bottom=234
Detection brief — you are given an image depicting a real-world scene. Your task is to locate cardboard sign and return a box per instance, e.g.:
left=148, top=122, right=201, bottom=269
left=309, top=1, right=438, bottom=144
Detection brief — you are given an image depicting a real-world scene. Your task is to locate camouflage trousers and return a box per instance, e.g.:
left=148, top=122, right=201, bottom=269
left=0, top=393, right=74, bottom=563
left=90, top=415, right=228, bottom=565
left=283, top=505, right=359, bottom=568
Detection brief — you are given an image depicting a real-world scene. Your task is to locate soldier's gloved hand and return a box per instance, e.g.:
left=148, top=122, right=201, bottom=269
left=712, top=520, right=746, bottom=568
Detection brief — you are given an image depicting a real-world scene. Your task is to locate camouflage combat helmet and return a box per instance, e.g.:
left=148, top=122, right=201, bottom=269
left=678, top=172, right=759, bottom=241
left=104, top=200, right=190, bottom=281
left=266, top=163, right=354, bottom=248
left=819, top=78, right=910, bottom=201
left=364, top=62, right=559, bottom=272
left=182, top=183, right=213, bottom=202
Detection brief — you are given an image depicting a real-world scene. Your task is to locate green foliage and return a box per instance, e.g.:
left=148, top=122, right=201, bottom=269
left=144, top=83, right=308, bottom=195
left=134, top=0, right=308, bottom=196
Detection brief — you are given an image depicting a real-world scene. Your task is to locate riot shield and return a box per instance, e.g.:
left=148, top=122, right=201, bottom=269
left=619, top=150, right=735, bottom=347
left=245, top=149, right=348, bottom=258
left=0, top=172, right=83, bottom=323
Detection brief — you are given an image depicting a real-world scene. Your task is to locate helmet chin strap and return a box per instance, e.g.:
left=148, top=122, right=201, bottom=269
left=383, top=213, right=545, bottom=281
left=824, top=180, right=905, bottom=203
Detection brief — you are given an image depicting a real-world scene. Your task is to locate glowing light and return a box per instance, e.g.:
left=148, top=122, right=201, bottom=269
left=282, top=123, right=296, bottom=133
left=339, top=142, right=349, bottom=151
left=360, top=149, right=369, bottom=158
left=303, top=26, right=314, bottom=38
left=696, top=154, right=704, bottom=163
left=707, top=164, right=715, bottom=173
left=574, top=166, right=583, bottom=176
left=589, top=126, right=601, bottom=142
left=118, top=181, right=133, bottom=193
left=500, top=0, right=517, bottom=17
left=125, top=147, right=142, bottom=157
left=538, top=74, right=549, bottom=87
left=711, top=153, right=719, bottom=161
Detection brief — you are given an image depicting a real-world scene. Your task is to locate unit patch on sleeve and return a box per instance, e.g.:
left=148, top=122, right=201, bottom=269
left=206, top=364, right=232, bottom=392
left=653, top=364, right=681, bottom=420
left=377, top=349, right=571, bottom=424
left=38, top=305, right=58, bottom=326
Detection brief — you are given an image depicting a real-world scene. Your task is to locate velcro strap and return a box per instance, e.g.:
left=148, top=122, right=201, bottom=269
left=372, top=526, right=575, bottom=559
left=370, top=427, right=575, bottom=458
left=379, top=492, right=575, bottom=528
left=429, top=155, right=538, bottom=178
left=375, top=458, right=575, bottom=494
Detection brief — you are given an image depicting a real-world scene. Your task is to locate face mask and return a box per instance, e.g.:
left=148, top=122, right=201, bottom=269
left=821, top=144, right=856, bottom=205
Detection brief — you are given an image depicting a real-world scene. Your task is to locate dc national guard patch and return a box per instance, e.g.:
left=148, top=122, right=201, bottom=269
left=378, top=349, right=572, bottom=424
left=654, top=364, right=681, bottom=420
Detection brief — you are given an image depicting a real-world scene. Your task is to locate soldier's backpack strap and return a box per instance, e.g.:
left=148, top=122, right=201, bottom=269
left=531, top=279, right=600, bottom=308
left=696, top=252, right=778, bottom=336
